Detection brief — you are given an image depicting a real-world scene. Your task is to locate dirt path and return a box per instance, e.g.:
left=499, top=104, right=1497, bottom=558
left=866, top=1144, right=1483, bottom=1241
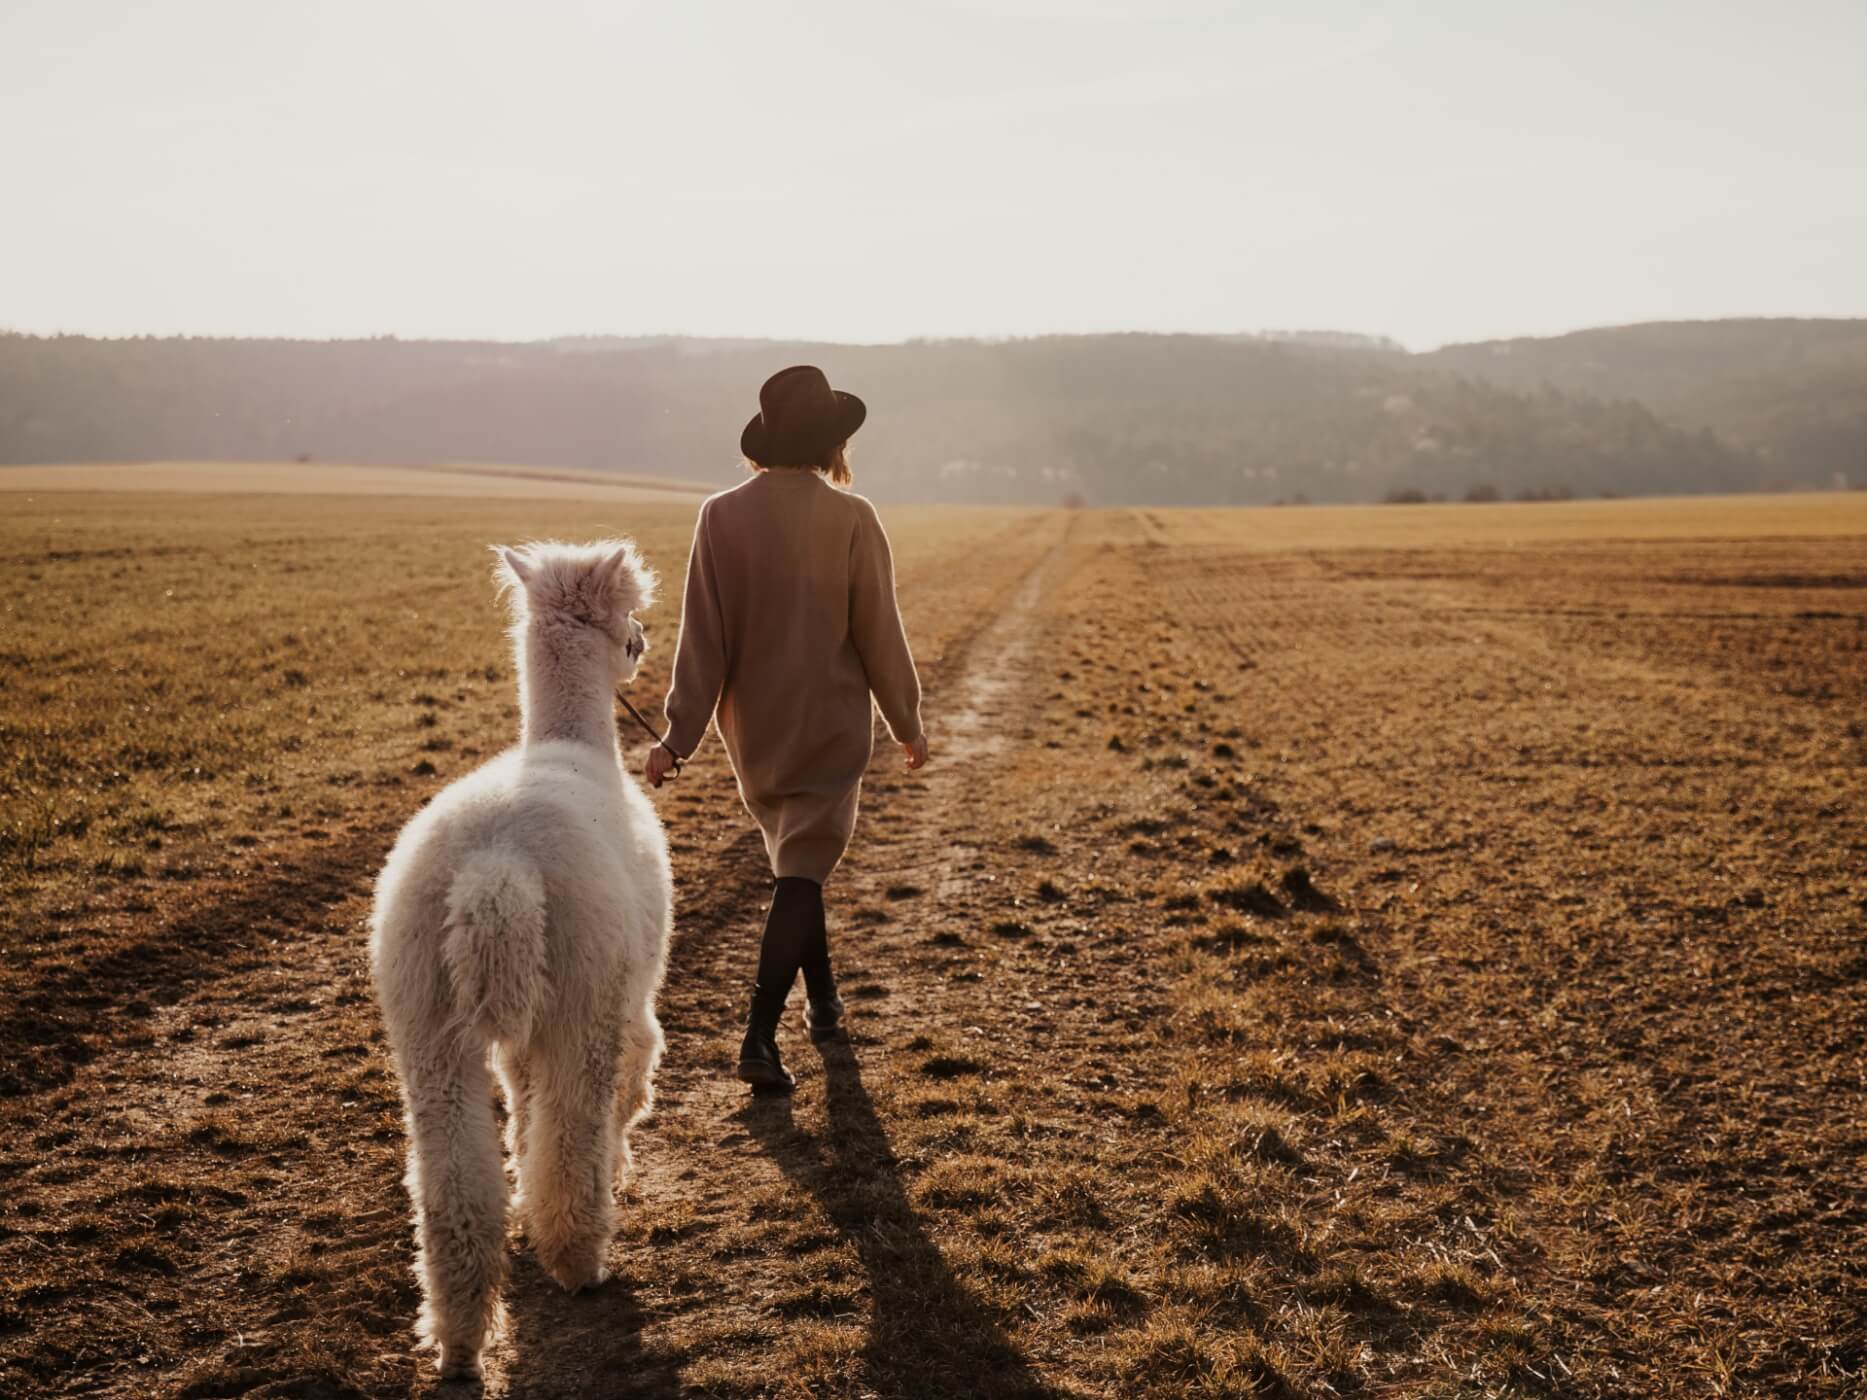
left=492, top=516, right=1087, bottom=1398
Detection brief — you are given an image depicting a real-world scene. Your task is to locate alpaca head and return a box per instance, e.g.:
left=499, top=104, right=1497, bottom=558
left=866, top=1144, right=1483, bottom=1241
left=494, top=538, right=657, bottom=688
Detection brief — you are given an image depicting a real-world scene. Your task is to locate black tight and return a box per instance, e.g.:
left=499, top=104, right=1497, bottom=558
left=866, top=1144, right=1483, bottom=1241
left=751, top=876, right=835, bottom=1023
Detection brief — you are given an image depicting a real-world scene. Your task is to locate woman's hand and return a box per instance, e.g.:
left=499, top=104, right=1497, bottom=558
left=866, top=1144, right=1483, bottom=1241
left=902, top=733, right=929, bottom=771
left=644, top=743, right=680, bottom=789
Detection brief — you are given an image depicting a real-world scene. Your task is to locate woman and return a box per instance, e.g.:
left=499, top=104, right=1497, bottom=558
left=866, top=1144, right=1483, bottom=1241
left=645, top=365, right=928, bottom=1092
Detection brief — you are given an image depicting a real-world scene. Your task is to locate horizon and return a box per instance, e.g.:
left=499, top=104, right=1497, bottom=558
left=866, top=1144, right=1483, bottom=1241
left=6, top=312, right=1862, bottom=356
left=3, top=1, right=1863, bottom=349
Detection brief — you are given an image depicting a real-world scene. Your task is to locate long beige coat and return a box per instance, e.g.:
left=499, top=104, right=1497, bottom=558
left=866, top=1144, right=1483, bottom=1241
left=662, top=468, right=923, bottom=882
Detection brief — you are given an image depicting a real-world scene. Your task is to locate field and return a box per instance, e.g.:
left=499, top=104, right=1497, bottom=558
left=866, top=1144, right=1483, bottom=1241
left=2, top=469, right=1863, bottom=1399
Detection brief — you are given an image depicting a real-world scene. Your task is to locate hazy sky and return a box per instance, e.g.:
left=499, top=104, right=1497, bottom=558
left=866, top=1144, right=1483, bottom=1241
left=2, top=0, right=1862, bottom=348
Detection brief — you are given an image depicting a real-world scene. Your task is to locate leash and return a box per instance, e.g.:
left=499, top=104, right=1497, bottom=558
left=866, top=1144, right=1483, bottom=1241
left=617, top=693, right=683, bottom=774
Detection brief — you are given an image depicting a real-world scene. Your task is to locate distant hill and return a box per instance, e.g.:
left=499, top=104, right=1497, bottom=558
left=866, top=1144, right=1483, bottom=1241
left=1424, top=319, right=1867, bottom=488
left=0, top=326, right=1809, bottom=505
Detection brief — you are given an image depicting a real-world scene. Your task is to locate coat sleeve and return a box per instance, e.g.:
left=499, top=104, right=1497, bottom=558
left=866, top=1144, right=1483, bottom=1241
left=662, top=502, right=727, bottom=758
left=849, top=499, right=923, bottom=745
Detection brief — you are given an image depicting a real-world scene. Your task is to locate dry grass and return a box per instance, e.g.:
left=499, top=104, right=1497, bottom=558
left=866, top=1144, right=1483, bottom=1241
left=1, top=476, right=1862, bottom=1397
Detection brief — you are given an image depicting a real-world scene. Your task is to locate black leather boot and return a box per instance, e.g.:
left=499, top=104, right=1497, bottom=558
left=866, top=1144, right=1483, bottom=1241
left=737, top=989, right=794, bottom=1092
left=802, top=970, right=845, bottom=1042
left=796, top=882, right=844, bottom=1042
left=737, top=878, right=819, bottom=1093
left=803, top=992, right=845, bottom=1043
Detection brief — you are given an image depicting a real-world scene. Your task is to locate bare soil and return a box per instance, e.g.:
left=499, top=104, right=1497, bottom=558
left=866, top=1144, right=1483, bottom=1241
left=2, top=489, right=1862, bottom=1398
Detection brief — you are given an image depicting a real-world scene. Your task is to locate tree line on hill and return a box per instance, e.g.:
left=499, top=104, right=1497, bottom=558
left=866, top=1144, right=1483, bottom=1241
left=1424, top=319, right=1867, bottom=493
left=3, top=320, right=1860, bottom=505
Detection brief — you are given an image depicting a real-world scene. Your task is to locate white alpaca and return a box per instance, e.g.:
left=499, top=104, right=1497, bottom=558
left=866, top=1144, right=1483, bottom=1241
left=369, top=539, right=671, bottom=1381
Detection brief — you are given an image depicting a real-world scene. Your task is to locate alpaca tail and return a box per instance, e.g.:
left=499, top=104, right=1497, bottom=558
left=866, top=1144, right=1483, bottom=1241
left=443, top=846, right=547, bottom=1043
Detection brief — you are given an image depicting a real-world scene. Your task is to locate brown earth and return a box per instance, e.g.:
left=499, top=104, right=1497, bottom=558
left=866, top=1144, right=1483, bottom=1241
left=1, top=487, right=1863, bottom=1398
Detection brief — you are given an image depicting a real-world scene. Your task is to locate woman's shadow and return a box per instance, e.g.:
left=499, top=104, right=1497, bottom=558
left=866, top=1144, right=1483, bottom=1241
left=740, top=1038, right=1056, bottom=1399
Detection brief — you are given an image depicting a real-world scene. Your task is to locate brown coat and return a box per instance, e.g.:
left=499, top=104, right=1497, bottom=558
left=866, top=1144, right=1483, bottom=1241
left=662, top=468, right=923, bottom=882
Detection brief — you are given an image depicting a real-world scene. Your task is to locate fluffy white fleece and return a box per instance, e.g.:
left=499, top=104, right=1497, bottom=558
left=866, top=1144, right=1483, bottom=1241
left=369, top=539, right=672, bottom=1380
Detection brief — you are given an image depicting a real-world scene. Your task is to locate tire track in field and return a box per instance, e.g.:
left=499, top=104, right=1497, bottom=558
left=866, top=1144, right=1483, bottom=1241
left=485, top=515, right=1077, bottom=1399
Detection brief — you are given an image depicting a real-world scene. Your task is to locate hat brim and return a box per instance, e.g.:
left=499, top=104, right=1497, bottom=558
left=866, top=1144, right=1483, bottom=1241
left=741, top=390, right=867, bottom=467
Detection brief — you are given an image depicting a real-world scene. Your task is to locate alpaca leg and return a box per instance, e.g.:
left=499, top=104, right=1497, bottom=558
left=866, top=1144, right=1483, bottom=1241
left=614, top=1011, right=664, bottom=1184
left=401, top=1039, right=507, bottom=1379
left=493, top=1043, right=536, bottom=1224
left=522, top=1031, right=620, bottom=1292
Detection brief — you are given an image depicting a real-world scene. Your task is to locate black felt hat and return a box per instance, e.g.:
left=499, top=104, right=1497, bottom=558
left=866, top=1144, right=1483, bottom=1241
left=740, top=365, right=866, bottom=467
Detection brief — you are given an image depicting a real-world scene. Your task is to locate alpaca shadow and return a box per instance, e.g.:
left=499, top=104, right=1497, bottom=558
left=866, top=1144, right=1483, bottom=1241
left=740, top=1040, right=1057, bottom=1400
left=493, top=1253, right=682, bottom=1400
left=4, top=826, right=382, bottom=1096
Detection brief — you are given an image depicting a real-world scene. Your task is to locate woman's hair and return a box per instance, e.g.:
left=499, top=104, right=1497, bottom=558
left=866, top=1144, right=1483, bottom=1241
left=745, top=442, right=852, bottom=488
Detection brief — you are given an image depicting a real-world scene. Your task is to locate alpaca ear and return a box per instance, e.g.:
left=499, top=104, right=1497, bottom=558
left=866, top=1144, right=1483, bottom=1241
left=603, top=540, right=655, bottom=614
left=496, top=546, right=534, bottom=589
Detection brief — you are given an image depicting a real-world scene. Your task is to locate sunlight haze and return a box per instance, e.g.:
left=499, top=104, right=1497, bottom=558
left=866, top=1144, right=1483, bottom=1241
left=2, top=0, right=1862, bottom=347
